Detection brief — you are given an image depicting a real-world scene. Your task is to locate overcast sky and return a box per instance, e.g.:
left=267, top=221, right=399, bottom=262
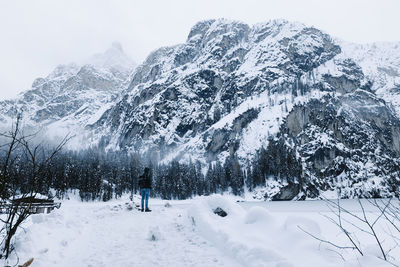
left=0, top=0, right=399, bottom=100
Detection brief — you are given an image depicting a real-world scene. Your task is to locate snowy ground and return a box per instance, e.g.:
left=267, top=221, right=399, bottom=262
left=3, top=195, right=400, bottom=267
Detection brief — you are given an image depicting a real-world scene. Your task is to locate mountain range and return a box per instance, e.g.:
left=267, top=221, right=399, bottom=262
left=1, top=19, right=400, bottom=199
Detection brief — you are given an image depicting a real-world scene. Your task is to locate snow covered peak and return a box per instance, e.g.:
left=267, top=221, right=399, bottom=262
left=46, top=63, right=80, bottom=81
left=84, top=42, right=136, bottom=73
left=187, top=18, right=307, bottom=43
left=336, top=40, right=400, bottom=115
left=252, top=18, right=304, bottom=31
left=111, top=41, right=123, bottom=52
left=187, top=18, right=249, bottom=41
left=187, top=19, right=216, bottom=40
left=251, top=19, right=308, bottom=42
left=339, top=40, right=400, bottom=72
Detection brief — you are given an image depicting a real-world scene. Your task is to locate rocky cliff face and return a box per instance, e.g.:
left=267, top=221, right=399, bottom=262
left=268, top=90, right=400, bottom=199
left=92, top=19, right=342, bottom=158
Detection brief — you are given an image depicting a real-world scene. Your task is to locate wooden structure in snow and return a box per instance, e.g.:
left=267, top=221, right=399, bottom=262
left=0, top=197, right=61, bottom=214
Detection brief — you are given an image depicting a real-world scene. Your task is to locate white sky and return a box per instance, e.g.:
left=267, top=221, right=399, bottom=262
left=0, top=0, right=399, bottom=100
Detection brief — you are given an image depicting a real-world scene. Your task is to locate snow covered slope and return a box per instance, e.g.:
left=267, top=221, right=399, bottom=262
left=340, top=41, right=400, bottom=115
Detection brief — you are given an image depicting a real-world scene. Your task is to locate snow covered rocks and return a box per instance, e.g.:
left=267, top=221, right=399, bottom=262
left=188, top=196, right=293, bottom=266
left=244, top=206, right=274, bottom=225
left=125, top=202, right=134, bottom=211
left=213, top=207, right=228, bottom=217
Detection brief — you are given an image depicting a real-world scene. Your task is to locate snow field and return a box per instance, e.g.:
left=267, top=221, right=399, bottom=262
left=3, top=195, right=400, bottom=267
left=189, top=196, right=325, bottom=267
left=189, top=196, right=399, bottom=267
left=8, top=197, right=239, bottom=267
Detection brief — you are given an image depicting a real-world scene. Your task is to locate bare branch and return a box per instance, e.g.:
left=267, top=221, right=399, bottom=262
left=371, top=199, right=400, bottom=234
left=298, top=225, right=359, bottom=252
left=358, top=198, right=387, bottom=261
left=323, top=198, right=367, bottom=223
left=326, top=248, right=346, bottom=262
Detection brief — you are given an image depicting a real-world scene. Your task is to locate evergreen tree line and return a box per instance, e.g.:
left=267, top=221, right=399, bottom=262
left=1, top=138, right=303, bottom=201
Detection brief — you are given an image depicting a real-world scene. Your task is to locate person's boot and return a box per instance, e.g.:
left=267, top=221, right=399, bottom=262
left=141, top=208, right=144, bottom=212
left=145, top=208, right=152, bottom=212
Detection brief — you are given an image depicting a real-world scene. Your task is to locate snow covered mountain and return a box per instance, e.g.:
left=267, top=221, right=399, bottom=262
left=0, top=43, right=136, bottom=145
left=92, top=19, right=342, bottom=157
left=88, top=19, right=400, bottom=198
left=2, top=19, right=400, bottom=198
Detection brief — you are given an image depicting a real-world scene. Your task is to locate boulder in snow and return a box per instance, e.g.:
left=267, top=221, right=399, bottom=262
left=213, top=207, right=228, bottom=217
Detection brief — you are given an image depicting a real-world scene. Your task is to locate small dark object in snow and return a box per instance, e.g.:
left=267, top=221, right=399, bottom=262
left=164, top=202, right=172, bottom=208
left=213, top=207, right=228, bottom=217
left=111, top=205, right=122, bottom=211
left=148, top=226, right=162, bottom=241
left=17, top=257, right=34, bottom=267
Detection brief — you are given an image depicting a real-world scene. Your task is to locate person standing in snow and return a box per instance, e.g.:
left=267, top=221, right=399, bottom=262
left=138, top=167, right=152, bottom=212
